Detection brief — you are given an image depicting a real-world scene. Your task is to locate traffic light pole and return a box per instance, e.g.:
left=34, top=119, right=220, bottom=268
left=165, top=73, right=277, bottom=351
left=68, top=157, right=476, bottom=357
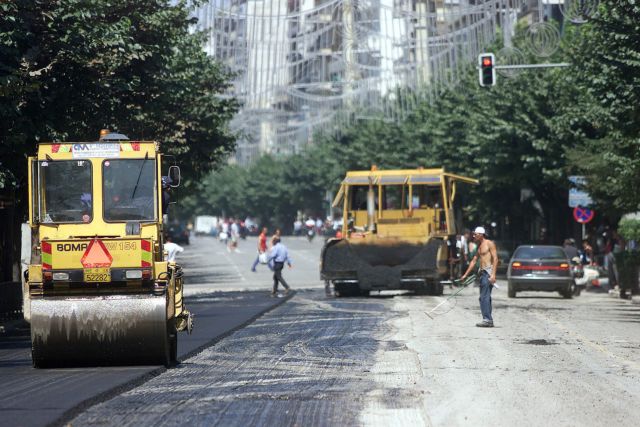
left=494, top=63, right=571, bottom=70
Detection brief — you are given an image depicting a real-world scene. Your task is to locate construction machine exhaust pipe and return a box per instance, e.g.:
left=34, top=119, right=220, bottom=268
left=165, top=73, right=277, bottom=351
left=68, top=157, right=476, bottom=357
left=367, top=183, right=376, bottom=232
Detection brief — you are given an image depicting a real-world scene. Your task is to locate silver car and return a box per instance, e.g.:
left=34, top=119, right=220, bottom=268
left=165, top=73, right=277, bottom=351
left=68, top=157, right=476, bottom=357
left=507, top=245, right=574, bottom=299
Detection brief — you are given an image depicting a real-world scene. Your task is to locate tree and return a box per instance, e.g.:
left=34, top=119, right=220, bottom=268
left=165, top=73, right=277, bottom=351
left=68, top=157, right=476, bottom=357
left=0, top=0, right=238, bottom=280
left=566, top=0, right=640, bottom=214
left=0, top=0, right=237, bottom=192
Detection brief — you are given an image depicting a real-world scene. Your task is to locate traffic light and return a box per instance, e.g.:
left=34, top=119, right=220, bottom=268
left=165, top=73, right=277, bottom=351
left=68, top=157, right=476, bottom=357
left=478, top=53, right=496, bottom=87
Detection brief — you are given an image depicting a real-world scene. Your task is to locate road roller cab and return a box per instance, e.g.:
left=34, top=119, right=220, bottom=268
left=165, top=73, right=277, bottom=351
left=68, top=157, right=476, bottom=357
left=321, top=167, right=478, bottom=296
left=24, top=131, right=191, bottom=368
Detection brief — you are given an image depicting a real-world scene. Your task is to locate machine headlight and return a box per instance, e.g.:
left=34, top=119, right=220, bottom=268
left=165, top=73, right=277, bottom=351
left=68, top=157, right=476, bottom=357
left=53, top=272, right=69, bottom=281
left=125, top=270, right=143, bottom=279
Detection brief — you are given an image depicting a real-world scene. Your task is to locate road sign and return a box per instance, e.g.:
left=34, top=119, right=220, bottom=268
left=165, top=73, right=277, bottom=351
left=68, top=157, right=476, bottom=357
left=573, top=206, right=594, bottom=224
left=81, top=239, right=113, bottom=268
left=568, top=176, right=593, bottom=208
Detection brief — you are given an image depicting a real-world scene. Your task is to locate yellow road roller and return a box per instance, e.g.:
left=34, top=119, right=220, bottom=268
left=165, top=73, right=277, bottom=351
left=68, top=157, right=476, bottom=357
left=24, top=131, right=192, bottom=367
left=321, top=167, right=478, bottom=296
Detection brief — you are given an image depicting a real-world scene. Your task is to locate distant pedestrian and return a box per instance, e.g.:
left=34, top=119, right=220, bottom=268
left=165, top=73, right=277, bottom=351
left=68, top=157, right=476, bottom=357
left=447, top=234, right=462, bottom=281
left=461, top=229, right=472, bottom=272
left=251, top=227, right=269, bottom=272
left=268, top=237, right=292, bottom=296
left=229, top=218, right=240, bottom=252
left=293, top=219, right=302, bottom=236
left=581, top=239, right=594, bottom=265
left=461, top=226, right=498, bottom=327
left=270, top=228, right=282, bottom=247
left=164, top=235, right=184, bottom=262
left=563, top=238, right=579, bottom=262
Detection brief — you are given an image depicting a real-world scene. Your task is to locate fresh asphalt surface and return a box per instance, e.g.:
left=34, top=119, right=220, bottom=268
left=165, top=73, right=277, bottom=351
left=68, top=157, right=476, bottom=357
left=3, top=235, right=640, bottom=427
left=0, top=235, right=316, bottom=427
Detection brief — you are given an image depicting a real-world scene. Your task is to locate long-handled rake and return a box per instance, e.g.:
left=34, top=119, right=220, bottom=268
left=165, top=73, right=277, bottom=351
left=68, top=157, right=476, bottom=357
left=424, top=274, right=477, bottom=319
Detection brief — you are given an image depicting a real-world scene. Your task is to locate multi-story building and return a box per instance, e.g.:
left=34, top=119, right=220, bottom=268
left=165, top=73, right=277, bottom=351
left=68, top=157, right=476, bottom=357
left=193, top=1, right=509, bottom=165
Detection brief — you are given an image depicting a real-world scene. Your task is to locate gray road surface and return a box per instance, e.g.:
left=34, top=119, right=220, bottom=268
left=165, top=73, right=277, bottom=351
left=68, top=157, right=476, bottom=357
left=5, top=235, right=640, bottom=427
left=0, top=235, right=321, bottom=427
left=68, top=240, right=640, bottom=427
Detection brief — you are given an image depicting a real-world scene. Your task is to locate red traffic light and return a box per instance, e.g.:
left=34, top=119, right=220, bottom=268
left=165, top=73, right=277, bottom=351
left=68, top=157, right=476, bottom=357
left=478, top=53, right=496, bottom=87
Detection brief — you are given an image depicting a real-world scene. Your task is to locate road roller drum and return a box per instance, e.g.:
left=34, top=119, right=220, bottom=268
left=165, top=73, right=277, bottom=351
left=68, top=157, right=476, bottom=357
left=30, top=295, right=175, bottom=367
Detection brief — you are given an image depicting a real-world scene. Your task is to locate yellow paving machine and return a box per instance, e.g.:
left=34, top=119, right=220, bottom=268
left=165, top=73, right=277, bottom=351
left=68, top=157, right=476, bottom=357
left=24, top=131, right=192, bottom=367
left=321, top=167, right=478, bottom=296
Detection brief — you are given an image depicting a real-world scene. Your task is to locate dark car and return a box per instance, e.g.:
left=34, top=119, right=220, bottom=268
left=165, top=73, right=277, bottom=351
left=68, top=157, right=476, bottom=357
left=494, top=240, right=516, bottom=277
left=496, top=248, right=512, bottom=277
left=167, top=223, right=190, bottom=245
left=507, top=245, right=573, bottom=298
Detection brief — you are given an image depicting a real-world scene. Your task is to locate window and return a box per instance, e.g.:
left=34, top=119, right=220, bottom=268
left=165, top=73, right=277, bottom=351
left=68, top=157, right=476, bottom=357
left=513, top=247, right=567, bottom=260
left=411, top=185, right=443, bottom=208
left=36, top=160, right=92, bottom=223
left=103, top=159, right=156, bottom=221
left=381, top=185, right=407, bottom=210
left=350, top=185, right=373, bottom=210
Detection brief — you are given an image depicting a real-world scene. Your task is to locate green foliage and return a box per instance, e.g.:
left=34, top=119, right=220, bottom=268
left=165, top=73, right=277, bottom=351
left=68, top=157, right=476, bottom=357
left=618, top=218, right=640, bottom=242
left=181, top=4, right=640, bottom=237
left=565, top=0, right=640, bottom=213
left=0, top=0, right=238, bottom=199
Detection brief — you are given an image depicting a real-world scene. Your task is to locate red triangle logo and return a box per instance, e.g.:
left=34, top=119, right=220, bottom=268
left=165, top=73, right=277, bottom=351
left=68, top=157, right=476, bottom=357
left=81, top=239, right=113, bottom=268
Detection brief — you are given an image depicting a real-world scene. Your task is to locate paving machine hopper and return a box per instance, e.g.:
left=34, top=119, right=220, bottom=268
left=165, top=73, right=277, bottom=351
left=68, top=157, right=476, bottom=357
left=24, top=131, right=192, bottom=367
left=321, top=168, right=478, bottom=296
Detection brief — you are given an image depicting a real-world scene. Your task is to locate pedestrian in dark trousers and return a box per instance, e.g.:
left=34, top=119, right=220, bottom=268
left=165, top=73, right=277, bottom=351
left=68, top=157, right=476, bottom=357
left=460, top=226, right=499, bottom=327
left=268, top=237, right=292, bottom=296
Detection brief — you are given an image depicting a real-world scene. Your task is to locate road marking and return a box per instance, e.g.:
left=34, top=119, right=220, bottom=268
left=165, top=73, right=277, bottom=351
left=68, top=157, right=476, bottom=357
left=216, top=249, right=247, bottom=282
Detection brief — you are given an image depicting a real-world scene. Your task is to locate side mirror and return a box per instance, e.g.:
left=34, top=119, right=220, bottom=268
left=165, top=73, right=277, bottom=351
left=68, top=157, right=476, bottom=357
left=168, top=165, right=181, bottom=187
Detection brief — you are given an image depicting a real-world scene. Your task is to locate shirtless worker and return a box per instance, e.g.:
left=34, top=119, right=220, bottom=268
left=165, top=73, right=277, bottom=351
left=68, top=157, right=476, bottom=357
left=460, top=226, right=499, bottom=327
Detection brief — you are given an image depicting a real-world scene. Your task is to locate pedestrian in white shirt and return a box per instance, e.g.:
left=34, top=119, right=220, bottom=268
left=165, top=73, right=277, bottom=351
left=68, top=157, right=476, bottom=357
left=164, top=235, right=184, bottom=262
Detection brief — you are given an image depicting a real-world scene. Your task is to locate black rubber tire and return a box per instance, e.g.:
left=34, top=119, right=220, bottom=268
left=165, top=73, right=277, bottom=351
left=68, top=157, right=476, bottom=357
left=334, top=284, right=353, bottom=297
left=572, top=283, right=581, bottom=297
left=428, top=281, right=444, bottom=296
left=168, top=321, right=178, bottom=366
left=415, top=283, right=430, bottom=295
left=335, top=283, right=369, bottom=297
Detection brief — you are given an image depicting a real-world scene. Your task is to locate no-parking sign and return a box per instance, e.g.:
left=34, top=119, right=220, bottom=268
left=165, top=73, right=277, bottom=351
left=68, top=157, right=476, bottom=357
left=573, top=206, right=594, bottom=224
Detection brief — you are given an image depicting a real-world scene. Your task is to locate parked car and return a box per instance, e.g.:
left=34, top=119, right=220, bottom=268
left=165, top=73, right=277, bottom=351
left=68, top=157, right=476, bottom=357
left=494, top=240, right=516, bottom=277
left=507, top=245, right=574, bottom=298
left=496, top=248, right=512, bottom=277
left=167, top=222, right=190, bottom=245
